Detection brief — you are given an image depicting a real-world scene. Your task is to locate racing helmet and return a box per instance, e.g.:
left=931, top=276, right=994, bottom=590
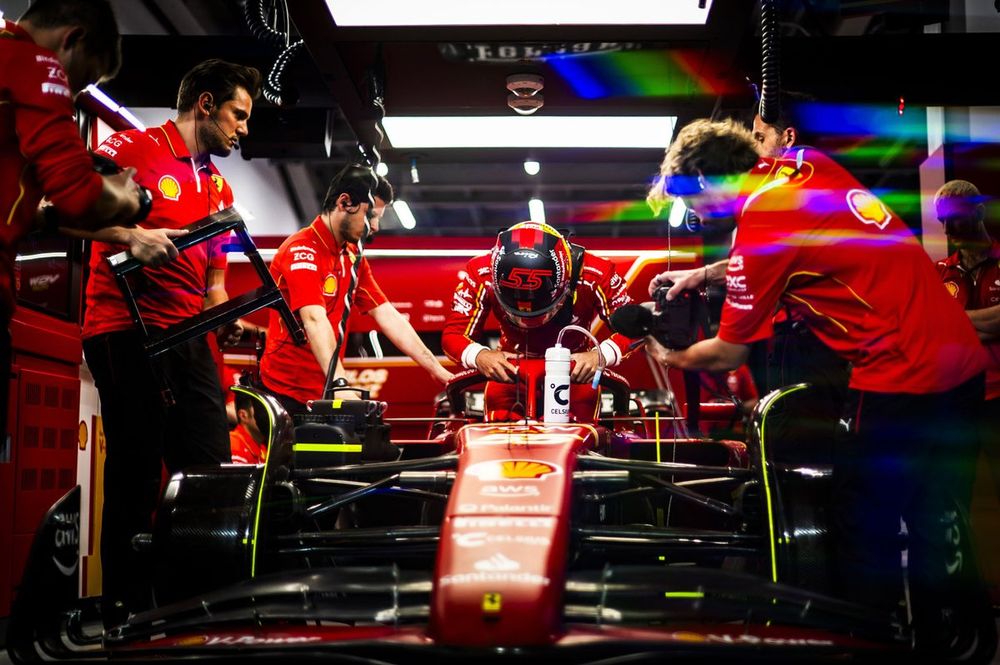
left=491, top=221, right=573, bottom=329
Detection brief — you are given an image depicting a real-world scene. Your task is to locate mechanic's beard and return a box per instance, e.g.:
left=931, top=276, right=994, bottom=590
left=198, top=120, right=232, bottom=158
left=338, top=216, right=363, bottom=244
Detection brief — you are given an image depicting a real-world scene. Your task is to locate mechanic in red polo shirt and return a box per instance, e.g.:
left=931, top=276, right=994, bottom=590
left=230, top=391, right=268, bottom=465
left=645, top=119, right=988, bottom=653
left=0, top=0, right=148, bottom=441
left=70, top=59, right=261, bottom=628
left=261, top=166, right=452, bottom=414
left=934, top=179, right=1000, bottom=500
left=441, top=221, right=637, bottom=422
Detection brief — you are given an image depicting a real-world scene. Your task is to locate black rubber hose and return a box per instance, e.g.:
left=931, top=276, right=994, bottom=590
left=263, top=40, right=305, bottom=108
left=244, top=0, right=287, bottom=47
left=758, top=0, right=780, bottom=124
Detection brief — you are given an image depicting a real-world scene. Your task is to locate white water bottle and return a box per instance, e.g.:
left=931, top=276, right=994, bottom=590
left=544, top=344, right=571, bottom=423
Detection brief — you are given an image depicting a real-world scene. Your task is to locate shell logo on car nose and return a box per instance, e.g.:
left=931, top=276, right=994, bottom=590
left=466, top=459, right=561, bottom=480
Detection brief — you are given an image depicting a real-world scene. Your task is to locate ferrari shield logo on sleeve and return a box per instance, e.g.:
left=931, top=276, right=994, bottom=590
left=158, top=175, right=181, bottom=201
left=211, top=174, right=225, bottom=193
left=846, top=189, right=892, bottom=230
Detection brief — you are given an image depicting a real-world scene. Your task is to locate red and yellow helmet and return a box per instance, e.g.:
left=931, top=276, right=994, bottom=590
left=491, top=221, right=573, bottom=329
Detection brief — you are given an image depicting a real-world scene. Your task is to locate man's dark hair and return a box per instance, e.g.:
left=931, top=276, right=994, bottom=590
left=234, top=392, right=269, bottom=440
left=375, top=174, right=395, bottom=204
left=756, top=90, right=819, bottom=146
left=176, top=59, right=262, bottom=112
left=321, top=164, right=377, bottom=213
left=20, top=0, right=122, bottom=78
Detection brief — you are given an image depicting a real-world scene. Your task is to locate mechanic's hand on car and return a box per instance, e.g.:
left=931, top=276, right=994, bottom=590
left=475, top=349, right=518, bottom=383
left=127, top=226, right=188, bottom=267
left=570, top=349, right=601, bottom=384
left=216, top=319, right=244, bottom=347
left=648, top=267, right=703, bottom=301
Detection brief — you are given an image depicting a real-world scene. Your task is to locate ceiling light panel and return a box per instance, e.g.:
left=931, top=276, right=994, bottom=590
left=383, top=116, right=676, bottom=149
left=327, top=1, right=712, bottom=26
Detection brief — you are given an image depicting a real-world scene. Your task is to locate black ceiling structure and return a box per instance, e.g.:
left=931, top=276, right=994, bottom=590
left=44, top=0, right=1000, bottom=237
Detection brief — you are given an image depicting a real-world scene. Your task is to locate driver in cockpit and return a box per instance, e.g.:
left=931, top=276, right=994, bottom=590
left=442, top=221, right=639, bottom=421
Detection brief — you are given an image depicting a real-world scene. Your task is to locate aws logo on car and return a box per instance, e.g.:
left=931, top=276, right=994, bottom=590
left=465, top=459, right=562, bottom=480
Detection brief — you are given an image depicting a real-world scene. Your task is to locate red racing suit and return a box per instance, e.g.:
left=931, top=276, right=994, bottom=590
left=936, top=240, right=1000, bottom=400
left=84, top=120, right=233, bottom=338
left=260, top=216, right=388, bottom=405
left=230, top=424, right=267, bottom=465
left=718, top=147, right=988, bottom=393
left=0, top=19, right=104, bottom=320
left=442, top=249, right=636, bottom=421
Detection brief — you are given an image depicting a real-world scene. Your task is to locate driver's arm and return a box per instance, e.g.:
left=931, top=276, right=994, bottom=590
left=369, top=302, right=454, bottom=383
left=968, top=304, right=1000, bottom=341
left=646, top=336, right=750, bottom=373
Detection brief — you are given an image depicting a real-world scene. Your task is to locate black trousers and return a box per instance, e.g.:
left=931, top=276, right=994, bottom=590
left=83, top=330, right=230, bottom=611
left=832, top=373, right=984, bottom=622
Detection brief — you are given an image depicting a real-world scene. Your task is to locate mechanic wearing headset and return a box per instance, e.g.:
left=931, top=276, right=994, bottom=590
left=644, top=118, right=988, bottom=655
left=0, top=0, right=148, bottom=442
left=441, top=221, right=637, bottom=422
left=260, top=166, right=452, bottom=416
left=68, top=59, right=261, bottom=628
left=934, top=180, right=1000, bottom=503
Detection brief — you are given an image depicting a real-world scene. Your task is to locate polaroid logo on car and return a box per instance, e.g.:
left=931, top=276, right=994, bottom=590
left=458, top=503, right=552, bottom=513
left=453, top=516, right=555, bottom=529
left=480, top=484, right=540, bottom=497
left=705, top=634, right=834, bottom=647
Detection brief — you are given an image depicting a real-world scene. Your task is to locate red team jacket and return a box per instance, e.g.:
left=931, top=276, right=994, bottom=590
left=260, top=216, right=387, bottom=404
left=0, top=19, right=104, bottom=320
left=442, top=250, right=635, bottom=368
left=936, top=240, right=1000, bottom=400
left=85, top=120, right=233, bottom=338
left=719, top=148, right=988, bottom=394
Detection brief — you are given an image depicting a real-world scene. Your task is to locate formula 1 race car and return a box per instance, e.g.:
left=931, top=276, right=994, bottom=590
left=7, top=355, right=996, bottom=663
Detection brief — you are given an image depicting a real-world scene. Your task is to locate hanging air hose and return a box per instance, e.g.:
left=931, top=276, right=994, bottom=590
left=758, top=0, right=780, bottom=124
left=245, top=0, right=303, bottom=107
left=263, top=40, right=305, bottom=107
left=244, top=0, right=287, bottom=47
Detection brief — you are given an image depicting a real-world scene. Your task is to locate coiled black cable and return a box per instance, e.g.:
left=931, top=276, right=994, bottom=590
left=758, top=0, right=780, bottom=124
left=244, top=0, right=287, bottom=47
left=263, top=40, right=305, bottom=107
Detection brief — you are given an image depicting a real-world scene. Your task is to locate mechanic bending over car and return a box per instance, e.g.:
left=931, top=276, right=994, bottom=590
left=260, top=166, right=453, bottom=416
left=441, top=221, right=639, bottom=422
left=934, top=179, right=1000, bottom=504
left=68, top=59, right=261, bottom=629
left=645, top=118, right=989, bottom=657
left=649, top=92, right=850, bottom=416
left=0, top=0, right=149, bottom=447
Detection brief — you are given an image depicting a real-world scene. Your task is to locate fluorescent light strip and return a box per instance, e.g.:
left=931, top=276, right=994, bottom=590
left=83, top=85, right=147, bottom=131
left=231, top=249, right=695, bottom=262
left=383, top=116, right=676, bottom=149
left=529, top=198, right=546, bottom=223
left=327, top=0, right=712, bottom=26
left=394, top=200, right=417, bottom=229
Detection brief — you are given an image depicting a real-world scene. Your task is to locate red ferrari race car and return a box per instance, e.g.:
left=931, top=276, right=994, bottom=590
left=7, top=343, right=996, bottom=663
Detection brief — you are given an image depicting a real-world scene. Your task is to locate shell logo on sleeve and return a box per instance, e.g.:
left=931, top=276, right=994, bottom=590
left=158, top=175, right=181, bottom=201
left=322, top=274, right=338, bottom=295
left=944, top=281, right=959, bottom=298
left=846, top=189, right=891, bottom=230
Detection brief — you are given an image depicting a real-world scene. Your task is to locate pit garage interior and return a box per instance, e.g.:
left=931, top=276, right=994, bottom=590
left=1, top=0, right=1000, bottom=662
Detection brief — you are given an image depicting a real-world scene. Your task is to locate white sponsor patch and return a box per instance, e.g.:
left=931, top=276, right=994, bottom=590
left=440, top=571, right=550, bottom=587
left=480, top=484, right=540, bottom=497
left=452, top=531, right=551, bottom=548
left=458, top=503, right=553, bottom=513
left=96, top=145, right=117, bottom=157
left=453, top=516, right=555, bottom=529
left=289, top=245, right=315, bottom=253
left=729, top=254, right=744, bottom=271
left=35, top=55, right=60, bottom=65
left=290, top=262, right=317, bottom=272
left=41, top=82, right=70, bottom=98
left=474, top=553, right=520, bottom=571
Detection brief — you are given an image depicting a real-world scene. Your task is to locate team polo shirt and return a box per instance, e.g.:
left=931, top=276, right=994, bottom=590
left=0, top=20, right=103, bottom=319
left=230, top=424, right=266, bottom=465
left=83, top=120, right=232, bottom=338
left=936, top=241, right=1000, bottom=400
left=441, top=250, right=636, bottom=367
left=718, top=148, right=987, bottom=394
left=260, top=216, right=387, bottom=405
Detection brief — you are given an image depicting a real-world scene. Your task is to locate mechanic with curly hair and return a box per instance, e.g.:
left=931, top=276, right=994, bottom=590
left=260, top=167, right=452, bottom=415
left=442, top=221, right=638, bottom=421
left=645, top=118, right=989, bottom=657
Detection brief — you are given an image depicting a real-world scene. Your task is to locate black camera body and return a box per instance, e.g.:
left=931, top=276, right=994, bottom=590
left=649, top=282, right=705, bottom=349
